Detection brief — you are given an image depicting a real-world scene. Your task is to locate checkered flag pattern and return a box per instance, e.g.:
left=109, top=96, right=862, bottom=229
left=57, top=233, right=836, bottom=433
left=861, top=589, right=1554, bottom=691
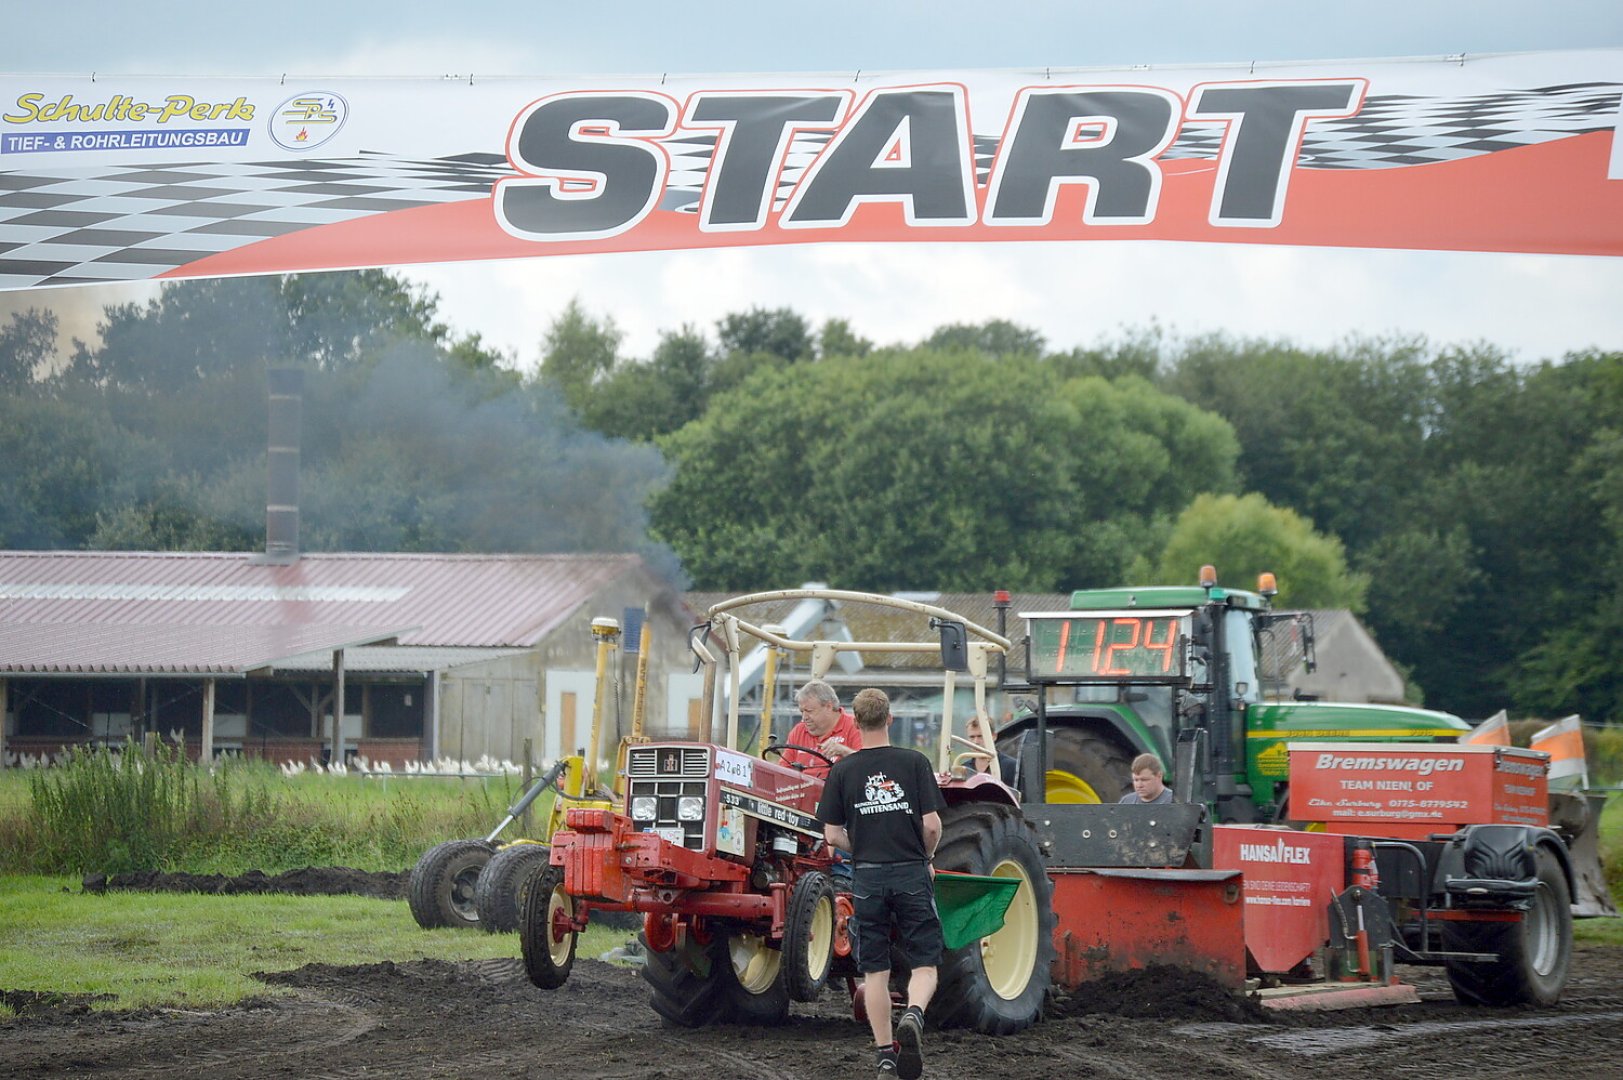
left=0, top=152, right=509, bottom=289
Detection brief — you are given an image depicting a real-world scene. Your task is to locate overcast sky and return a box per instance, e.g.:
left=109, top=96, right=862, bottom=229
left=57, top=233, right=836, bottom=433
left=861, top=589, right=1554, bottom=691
left=7, top=2, right=1623, bottom=367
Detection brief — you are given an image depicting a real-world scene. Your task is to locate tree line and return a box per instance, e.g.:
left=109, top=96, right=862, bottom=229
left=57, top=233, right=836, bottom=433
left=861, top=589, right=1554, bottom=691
left=2, top=270, right=1620, bottom=727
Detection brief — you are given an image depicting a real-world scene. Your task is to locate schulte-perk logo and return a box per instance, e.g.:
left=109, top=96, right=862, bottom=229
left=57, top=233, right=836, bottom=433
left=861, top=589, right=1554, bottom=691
left=268, top=91, right=348, bottom=151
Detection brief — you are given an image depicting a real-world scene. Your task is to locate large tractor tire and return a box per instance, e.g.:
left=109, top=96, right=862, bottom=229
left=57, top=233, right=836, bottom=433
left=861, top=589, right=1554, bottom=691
left=408, top=839, right=494, bottom=929
left=642, top=929, right=733, bottom=1027
left=519, top=864, right=578, bottom=989
left=474, top=841, right=551, bottom=933
left=1443, top=844, right=1573, bottom=1006
left=931, top=802, right=1056, bottom=1034
left=1045, top=727, right=1135, bottom=804
left=640, top=926, right=792, bottom=1026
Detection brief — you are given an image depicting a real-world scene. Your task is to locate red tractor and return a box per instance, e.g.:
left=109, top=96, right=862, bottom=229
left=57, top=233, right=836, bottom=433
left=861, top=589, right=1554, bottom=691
left=519, top=590, right=1056, bottom=1032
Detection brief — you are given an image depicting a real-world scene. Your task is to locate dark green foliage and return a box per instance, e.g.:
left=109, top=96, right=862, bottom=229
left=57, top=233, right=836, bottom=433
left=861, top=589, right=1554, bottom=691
left=648, top=350, right=1238, bottom=591
left=716, top=305, right=813, bottom=362
left=924, top=318, right=1045, bottom=359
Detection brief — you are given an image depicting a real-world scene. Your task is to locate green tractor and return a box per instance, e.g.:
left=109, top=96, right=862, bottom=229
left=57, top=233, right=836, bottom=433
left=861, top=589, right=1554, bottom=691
left=996, top=567, right=1615, bottom=915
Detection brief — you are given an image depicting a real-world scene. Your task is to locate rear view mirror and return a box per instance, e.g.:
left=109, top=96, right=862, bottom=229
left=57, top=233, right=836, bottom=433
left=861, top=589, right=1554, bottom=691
left=934, top=618, right=969, bottom=672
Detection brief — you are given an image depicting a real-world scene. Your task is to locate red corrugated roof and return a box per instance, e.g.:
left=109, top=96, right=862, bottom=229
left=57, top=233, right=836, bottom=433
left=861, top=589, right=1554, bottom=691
left=0, top=622, right=411, bottom=676
left=0, top=551, right=649, bottom=675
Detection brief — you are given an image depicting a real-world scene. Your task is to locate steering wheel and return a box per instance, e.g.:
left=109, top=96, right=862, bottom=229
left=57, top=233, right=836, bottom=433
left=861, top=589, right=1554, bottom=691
left=762, top=743, right=836, bottom=770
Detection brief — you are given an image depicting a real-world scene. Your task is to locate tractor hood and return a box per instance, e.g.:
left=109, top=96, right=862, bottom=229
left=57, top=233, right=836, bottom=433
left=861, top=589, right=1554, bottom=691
left=1246, top=700, right=1470, bottom=782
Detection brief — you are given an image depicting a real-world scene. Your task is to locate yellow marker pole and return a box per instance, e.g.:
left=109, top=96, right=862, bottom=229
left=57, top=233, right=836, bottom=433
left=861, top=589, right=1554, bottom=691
left=630, top=614, right=652, bottom=742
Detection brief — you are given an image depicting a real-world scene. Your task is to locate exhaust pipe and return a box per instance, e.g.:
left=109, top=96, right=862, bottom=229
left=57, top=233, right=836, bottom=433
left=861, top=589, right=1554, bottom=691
left=258, top=367, right=302, bottom=565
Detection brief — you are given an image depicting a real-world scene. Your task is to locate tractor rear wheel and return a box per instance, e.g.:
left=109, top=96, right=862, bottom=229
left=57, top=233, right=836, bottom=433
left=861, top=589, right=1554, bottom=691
left=408, top=839, right=494, bottom=929
left=519, top=864, right=577, bottom=989
left=1443, top=844, right=1573, bottom=1006
left=642, top=929, right=732, bottom=1027
left=1046, top=728, right=1134, bottom=804
left=474, top=841, right=551, bottom=933
left=931, top=802, right=1055, bottom=1034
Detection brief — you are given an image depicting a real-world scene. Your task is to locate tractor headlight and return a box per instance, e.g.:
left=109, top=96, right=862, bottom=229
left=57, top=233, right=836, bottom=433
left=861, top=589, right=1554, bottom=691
left=630, top=796, right=657, bottom=822
left=677, top=796, right=705, bottom=821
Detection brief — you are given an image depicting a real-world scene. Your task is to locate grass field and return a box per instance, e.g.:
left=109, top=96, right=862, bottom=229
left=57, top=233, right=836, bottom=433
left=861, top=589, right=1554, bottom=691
left=0, top=752, right=550, bottom=876
left=0, top=875, right=627, bottom=1017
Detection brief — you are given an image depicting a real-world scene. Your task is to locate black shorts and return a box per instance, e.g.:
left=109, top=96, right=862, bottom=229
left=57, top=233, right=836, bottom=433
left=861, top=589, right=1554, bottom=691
left=851, top=861, right=944, bottom=974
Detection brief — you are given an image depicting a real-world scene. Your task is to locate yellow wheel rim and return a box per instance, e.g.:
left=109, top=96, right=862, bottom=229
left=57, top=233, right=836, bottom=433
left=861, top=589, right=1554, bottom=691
left=1045, top=768, right=1102, bottom=804
left=806, top=896, right=834, bottom=978
left=730, top=932, right=782, bottom=994
left=979, top=857, right=1039, bottom=999
left=546, top=884, right=575, bottom=965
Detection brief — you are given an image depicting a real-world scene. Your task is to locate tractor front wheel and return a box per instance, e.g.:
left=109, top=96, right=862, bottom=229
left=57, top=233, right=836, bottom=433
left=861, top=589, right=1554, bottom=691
left=518, top=864, right=577, bottom=989
left=407, top=839, right=494, bottom=929
left=931, top=802, right=1055, bottom=1034
left=783, top=871, right=836, bottom=1002
left=1443, top=844, right=1573, bottom=1006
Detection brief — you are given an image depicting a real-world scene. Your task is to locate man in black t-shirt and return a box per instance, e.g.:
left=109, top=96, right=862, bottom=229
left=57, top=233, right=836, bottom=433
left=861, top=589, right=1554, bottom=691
left=816, top=688, right=944, bottom=1080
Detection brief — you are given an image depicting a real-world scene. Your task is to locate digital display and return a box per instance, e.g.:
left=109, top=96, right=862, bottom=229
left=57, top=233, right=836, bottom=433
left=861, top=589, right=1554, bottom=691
left=1026, top=613, right=1185, bottom=680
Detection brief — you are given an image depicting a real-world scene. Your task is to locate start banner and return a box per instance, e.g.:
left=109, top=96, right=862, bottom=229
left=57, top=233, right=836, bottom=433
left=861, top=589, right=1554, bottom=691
left=1, top=49, right=1620, bottom=290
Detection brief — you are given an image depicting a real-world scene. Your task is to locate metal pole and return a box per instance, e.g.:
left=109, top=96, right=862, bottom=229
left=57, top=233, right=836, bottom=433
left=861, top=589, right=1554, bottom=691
left=521, top=738, right=534, bottom=836
left=201, top=678, right=216, bottom=766
left=332, top=648, right=347, bottom=767
left=586, top=618, right=621, bottom=794
left=759, top=630, right=785, bottom=757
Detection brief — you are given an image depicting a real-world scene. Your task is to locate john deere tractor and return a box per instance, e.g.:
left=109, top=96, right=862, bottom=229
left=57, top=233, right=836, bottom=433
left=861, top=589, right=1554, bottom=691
left=994, top=566, right=1614, bottom=915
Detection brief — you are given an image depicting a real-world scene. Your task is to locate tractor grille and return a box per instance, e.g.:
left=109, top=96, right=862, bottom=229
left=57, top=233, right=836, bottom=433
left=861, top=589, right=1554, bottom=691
left=627, top=745, right=710, bottom=778
left=626, top=777, right=709, bottom=850
left=625, top=745, right=711, bottom=850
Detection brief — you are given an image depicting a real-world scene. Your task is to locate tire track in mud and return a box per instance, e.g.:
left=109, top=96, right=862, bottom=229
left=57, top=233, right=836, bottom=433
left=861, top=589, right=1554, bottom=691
left=1175, top=1001, right=1623, bottom=1080
left=459, top=958, right=809, bottom=1080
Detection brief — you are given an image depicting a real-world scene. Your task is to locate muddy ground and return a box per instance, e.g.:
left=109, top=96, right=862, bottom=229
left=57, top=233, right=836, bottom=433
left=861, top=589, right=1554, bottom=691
left=4, top=868, right=1622, bottom=1079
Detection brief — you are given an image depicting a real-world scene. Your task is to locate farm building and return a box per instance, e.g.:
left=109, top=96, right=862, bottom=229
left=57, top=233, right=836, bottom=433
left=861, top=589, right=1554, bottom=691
left=1, top=555, right=1404, bottom=772
left=0, top=550, right=697, bottom=769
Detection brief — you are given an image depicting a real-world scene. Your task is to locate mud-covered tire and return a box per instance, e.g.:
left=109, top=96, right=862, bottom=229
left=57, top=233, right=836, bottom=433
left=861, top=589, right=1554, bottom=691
left=1047, top=728, right=1135, bottom=803
left=642, top=931, right=732, bottom=1027
left=408, top=839, right=494, bottom=929
left=519, top=864, right=577, bottom=989
left=474, top=842, right=551, bottom=933
left=1444, top=844, right=1573, bottom=1006
left=720, top=930, right=792, bottom=1023
left=932, top=802, right=1056, bottom=1033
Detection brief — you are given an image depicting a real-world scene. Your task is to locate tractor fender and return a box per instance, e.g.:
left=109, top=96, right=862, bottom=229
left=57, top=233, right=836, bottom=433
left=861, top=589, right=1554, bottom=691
left=940, top=771, right=1020, bottom=808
